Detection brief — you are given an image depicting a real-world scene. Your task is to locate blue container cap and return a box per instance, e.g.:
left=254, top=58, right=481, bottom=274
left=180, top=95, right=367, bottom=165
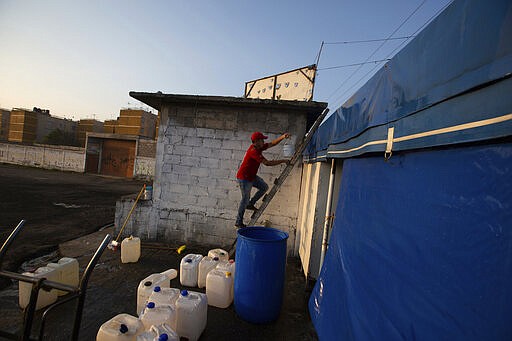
left=153, top=286, right=161, bottom=292
left=119, top=324, right=128, bottom=334
left=158, top=334, right=168, bottom=341
left=147, top=302, right=155, bottom=309
left=181, top=290, right=188, bottom=296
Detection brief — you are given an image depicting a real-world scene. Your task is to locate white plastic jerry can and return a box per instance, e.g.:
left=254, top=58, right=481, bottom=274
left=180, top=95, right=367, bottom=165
left=216, top=259, right=236, bottom=278
left=139, top=301, right=177, bottom=331
left=207, top=248, right=229, bottom=262
left=179, top=254, right=203, bottom=287
left=47, top=257, right=79, bottom=296
left=206, top=270, right=234, bottom=308
left=19, top=266, right=59, bottom=310
left=175, top=290, right=207, bottom=341
left=148, top=286, right=181, bottom=310
left=136, top=324, right=178, bottom=341
left=121, top=236, right=141, bottom=263
left=96, top=313, right=144, bottom=341
left=137, top=272, right=172, bottom=316
left=136, top=323, right=179, bottom=341
left=197, top=256, right=219, bottom=289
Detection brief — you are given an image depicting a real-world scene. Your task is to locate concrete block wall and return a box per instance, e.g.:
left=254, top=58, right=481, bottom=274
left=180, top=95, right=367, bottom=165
left=117, top=103, right=308, bottom=253
left=0, top=142, right=85, bottom=172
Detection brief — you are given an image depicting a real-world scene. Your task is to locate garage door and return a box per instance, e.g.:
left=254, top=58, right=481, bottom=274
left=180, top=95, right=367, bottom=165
left=100, top=139, right=136, bottom=178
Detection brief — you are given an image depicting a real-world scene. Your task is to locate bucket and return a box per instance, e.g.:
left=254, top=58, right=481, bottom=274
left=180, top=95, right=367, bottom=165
left=234, top=226, right=288, bottom=323
left=197, top=256, right=219, bottom=289
left=19, top=266, right=59, bottom=310
left=179, top=254, right=203, bottom=287
left=207, top=248, right=229, bottom=261
left=136, top=323, right=179, bottom=341
left=96, top=313, right=143, bottom=341
left=121, top=236, right=141, bottom=263
left=283, top=141, right=294, bottom=157
left=142, top=186, right=153, bottom=200
left=175, top=290, right=207, bottom=341
left=140, top=302, right=177, bottom=331
left=206, top=269, right=233, bottom=308
left=47, top=257, right=79, bottom=296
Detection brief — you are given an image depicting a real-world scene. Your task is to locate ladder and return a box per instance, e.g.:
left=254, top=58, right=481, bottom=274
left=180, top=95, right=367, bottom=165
left=229, top=107, right=329, bottom=254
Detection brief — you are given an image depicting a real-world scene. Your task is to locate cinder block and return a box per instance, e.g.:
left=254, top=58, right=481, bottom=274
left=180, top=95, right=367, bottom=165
left=200, top=157, right=219, bottom=169
left=172, top=165, right=192, bottom=175
left=190, top=168, right=209, bottom=177
left=196, top=127, right=216, bottom=138
left=197, top=196, right=217, bottom=207
left=183, top=136, right=203, bottom=147
left=170, top=183, right=189, bottom=194
left=180, top=156, right=200, bottom=167
left=173, top=145, right=193, bottom=156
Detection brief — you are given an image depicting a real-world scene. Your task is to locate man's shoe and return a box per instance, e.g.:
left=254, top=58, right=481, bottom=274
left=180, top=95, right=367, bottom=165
left=246, top=204, right=258, bottom=211
left=235, top=223, right=247, bottom=229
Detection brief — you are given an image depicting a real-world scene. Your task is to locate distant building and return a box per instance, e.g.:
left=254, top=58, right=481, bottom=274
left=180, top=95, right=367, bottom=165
left=117, top=109, right=158, bottom=139
left=6, top=108, right=78, bottom=145
left=8, top=108, right=38, bottom=144
left=103, top=119, right=118, bottom=134
left=0, top=108, right=10, bottom=141
left=77, top=119, right=104, bottom=147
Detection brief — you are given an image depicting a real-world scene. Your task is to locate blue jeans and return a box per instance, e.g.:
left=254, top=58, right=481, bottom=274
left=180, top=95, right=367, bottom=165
left=236, top=176, right=269, bottom=225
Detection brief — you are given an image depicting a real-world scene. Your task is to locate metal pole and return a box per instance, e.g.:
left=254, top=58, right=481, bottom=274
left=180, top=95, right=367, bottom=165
left=319, top=158, right=336, bottom=276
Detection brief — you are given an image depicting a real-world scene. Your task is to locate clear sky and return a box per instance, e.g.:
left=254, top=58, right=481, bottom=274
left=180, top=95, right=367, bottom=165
left=0, top=0, right=452, bottom=121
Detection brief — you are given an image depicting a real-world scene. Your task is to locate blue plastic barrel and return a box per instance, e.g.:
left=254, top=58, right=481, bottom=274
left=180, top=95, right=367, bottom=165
left=234, top=226, right=289, bottom=323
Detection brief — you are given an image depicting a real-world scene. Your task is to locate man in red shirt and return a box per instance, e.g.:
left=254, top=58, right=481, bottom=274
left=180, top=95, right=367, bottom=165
left=235, top=131, right=290, bottom=228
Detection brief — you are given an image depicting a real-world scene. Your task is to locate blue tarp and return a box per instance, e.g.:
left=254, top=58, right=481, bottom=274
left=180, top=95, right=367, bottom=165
left=307, top=0, right=512, bottom=339
left=304, top=0, right=512, bottom=162
left=309, top=143, right=512, bottom=340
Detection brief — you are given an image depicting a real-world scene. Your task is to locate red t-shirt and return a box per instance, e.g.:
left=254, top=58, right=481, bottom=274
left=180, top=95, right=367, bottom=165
left=236, top=143, right=269, bottom=181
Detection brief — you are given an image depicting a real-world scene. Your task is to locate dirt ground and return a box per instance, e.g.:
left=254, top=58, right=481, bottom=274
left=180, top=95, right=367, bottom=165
left=0, top=163, right=318, bottom=340
left=0, top=163, right=146, bottom=287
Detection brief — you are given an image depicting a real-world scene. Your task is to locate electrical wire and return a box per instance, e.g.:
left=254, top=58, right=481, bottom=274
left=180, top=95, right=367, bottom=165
left=325, top=0, right=427, bottom=103
left=324, top=36, right=415, bottom=45
left=318, top=59, right=391, bottom=71
left=330, top=0, right=454, bottom=110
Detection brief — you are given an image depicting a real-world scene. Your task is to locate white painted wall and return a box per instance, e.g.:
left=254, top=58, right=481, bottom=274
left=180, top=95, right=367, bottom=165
left=115, top=103, right=309, bottom=254
left=0, top=142, right=85, bottom=172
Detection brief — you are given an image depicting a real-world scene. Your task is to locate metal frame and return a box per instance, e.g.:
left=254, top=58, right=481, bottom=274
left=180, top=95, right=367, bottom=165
left=0, top=219, right=112, bottom=340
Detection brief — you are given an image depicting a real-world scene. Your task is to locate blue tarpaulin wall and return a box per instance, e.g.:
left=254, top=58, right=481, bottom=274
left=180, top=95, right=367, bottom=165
left=304, top=0, right=512, bottom=162
left=309, top=143, right=512, bottom=340
left=307, top=0, right=512, bottom=339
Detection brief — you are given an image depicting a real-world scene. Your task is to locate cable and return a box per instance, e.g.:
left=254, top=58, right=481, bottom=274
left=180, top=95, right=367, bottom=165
left=325, top=0, right=427, bottom=102
left=330, top=0, right=453, bottom=109
left=324, top=36, right=415, bottom=45
left=318, top=59, right=391, bottom=71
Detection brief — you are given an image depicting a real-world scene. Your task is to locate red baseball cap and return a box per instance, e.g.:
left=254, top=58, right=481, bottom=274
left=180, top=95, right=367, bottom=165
left=251, top=132, right=268, bottom=142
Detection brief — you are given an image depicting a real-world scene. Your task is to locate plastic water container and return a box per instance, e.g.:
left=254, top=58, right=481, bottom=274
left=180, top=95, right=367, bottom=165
left=142, top=185, right=153, bottom=200
left=234, top=226, right=289, bottom=323
left=136, top=323, right=179, bottom=341
left=19, top=266, right=59, bottom=310
left=206, top=269, right=233, bottom=308
left=283, top=140, right=295, bottom=157
left=121, top=236, right=141, bottom=263
left=216, top=259, right=236, bottom=277
left=197, top=256, right=219, bottom=289
left=137, top=271, right=175, bottom=315
left=96, top=313, right=144, bottom=341
left=179, top=254, right=203, bottom=287
left=216, top=259, right=235, bottom=297
left=175, top=290, right=207, bottom=341
left=207, top=248, right=228, bottom=261
left=148, top=286, right=181, bottom=309
left=47, top=257, right=79, bottom=296
left=140, top=302, right=176, bottom=331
